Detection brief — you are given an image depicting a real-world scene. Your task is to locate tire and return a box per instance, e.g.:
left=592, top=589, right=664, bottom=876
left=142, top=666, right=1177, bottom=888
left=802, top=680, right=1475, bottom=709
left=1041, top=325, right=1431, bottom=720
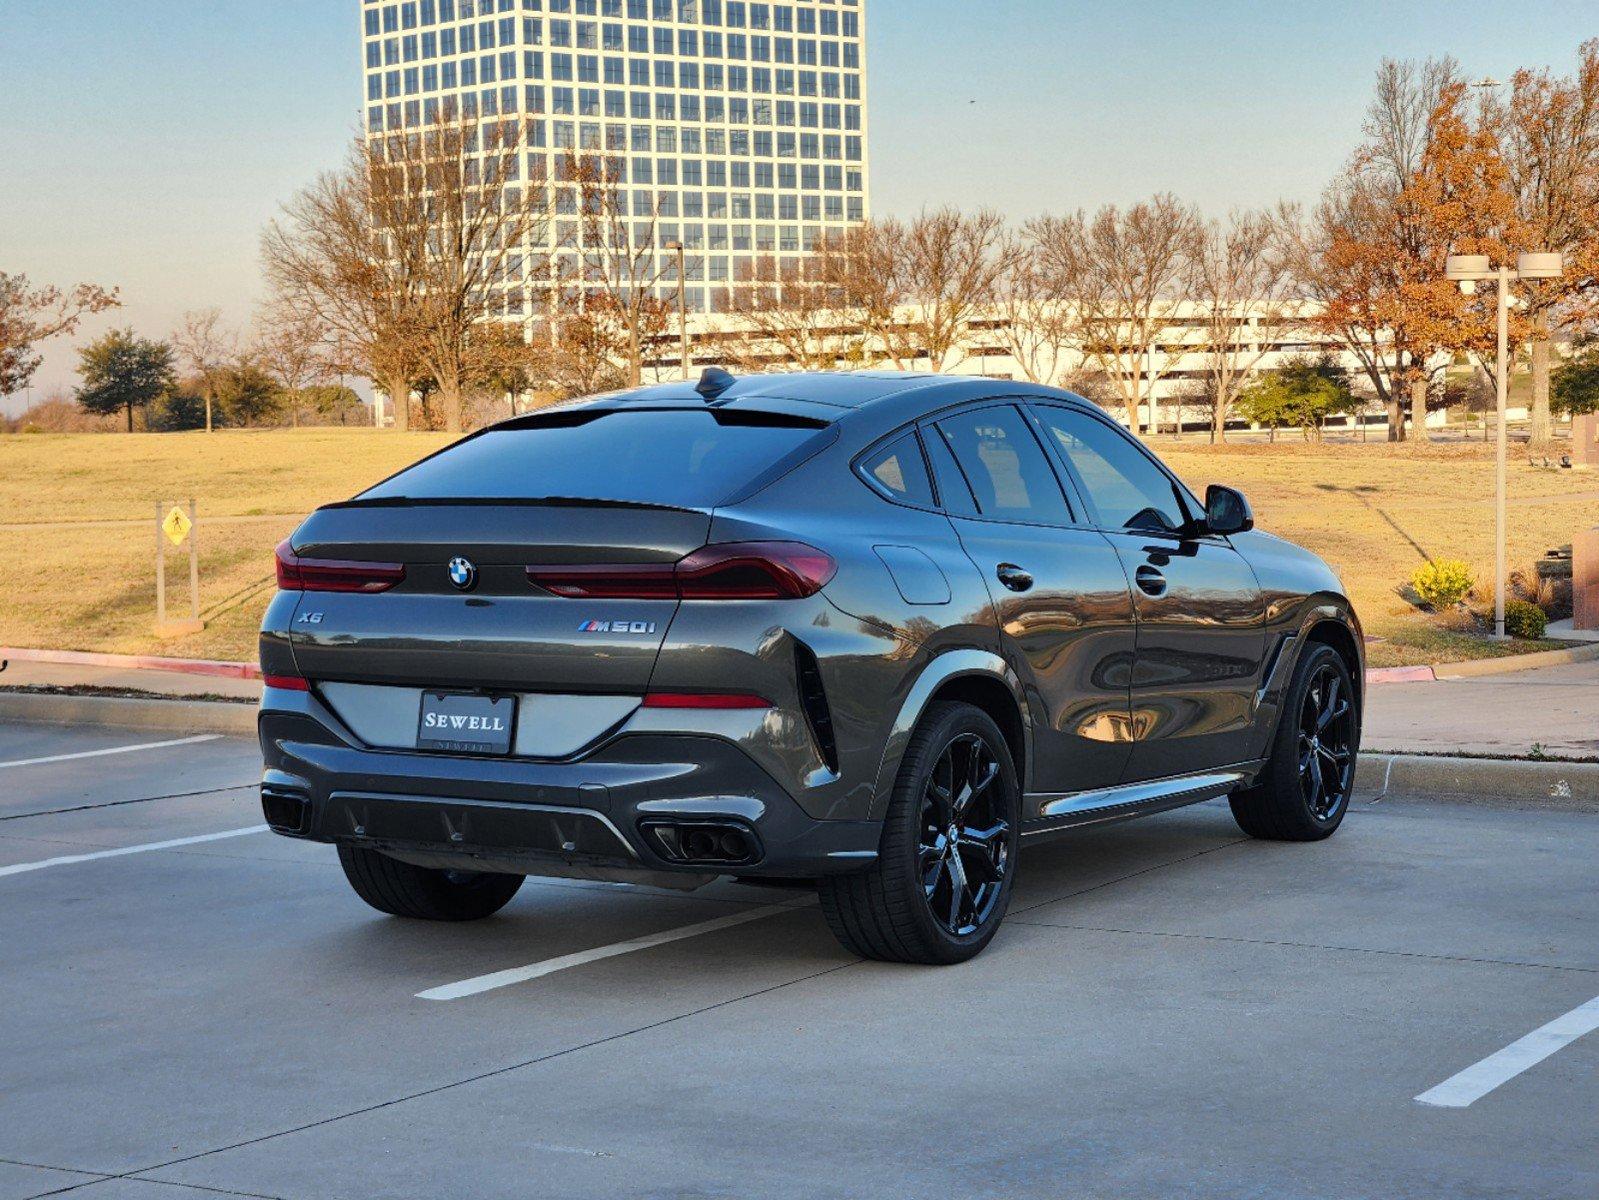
left=1229, top=643, right=1360, bottom=841
left=337, top=845, right=524, bottom=921
left=818, top=701, right=1020, bottom=965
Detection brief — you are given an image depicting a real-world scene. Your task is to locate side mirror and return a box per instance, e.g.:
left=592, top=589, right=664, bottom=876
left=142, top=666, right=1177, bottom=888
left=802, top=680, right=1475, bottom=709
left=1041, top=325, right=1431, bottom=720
left=1204, top=484, right=1253, bottom=536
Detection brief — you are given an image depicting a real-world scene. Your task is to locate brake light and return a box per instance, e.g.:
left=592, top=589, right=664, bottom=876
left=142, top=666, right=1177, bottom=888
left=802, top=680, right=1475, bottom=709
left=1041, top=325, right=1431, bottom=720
left=675, top=542, right=837, bottom=599
left=275, top=539, right=404, bottom=594
left=642, top=692, right=772, bottom=709
left=527, top=542, right=835, bottom=601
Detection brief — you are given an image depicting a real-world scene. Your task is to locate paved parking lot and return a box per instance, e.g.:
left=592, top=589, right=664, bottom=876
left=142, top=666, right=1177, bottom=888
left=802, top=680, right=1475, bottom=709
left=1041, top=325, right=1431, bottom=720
left=2, top=718, right=1596, bottom=1200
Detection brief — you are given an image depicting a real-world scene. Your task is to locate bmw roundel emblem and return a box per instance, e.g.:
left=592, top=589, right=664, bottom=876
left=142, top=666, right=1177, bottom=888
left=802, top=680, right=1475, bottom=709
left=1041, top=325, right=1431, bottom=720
left=447, top=556, right=478, bottom=592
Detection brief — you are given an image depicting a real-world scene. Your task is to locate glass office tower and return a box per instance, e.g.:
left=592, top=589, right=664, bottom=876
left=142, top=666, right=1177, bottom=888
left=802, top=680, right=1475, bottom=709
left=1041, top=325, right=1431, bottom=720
left=361, top=0, right=870, bottom=313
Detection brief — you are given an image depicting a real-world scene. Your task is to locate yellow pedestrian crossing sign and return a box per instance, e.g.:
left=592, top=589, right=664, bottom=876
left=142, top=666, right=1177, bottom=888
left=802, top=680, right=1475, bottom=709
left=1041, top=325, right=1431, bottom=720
left=162, top=505, right=192, bottom=546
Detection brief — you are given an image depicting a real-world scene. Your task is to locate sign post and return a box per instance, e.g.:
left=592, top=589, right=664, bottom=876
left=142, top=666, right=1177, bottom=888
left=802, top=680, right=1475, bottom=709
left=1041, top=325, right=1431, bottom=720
left=155, top=498, right=204, bottom=638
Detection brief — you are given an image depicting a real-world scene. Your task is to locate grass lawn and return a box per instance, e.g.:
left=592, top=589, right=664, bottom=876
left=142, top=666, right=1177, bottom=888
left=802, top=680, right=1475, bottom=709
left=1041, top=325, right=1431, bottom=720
left=1, top=428, right=1594, bottom=668
left=1160, top=439, right=1594, bottom=666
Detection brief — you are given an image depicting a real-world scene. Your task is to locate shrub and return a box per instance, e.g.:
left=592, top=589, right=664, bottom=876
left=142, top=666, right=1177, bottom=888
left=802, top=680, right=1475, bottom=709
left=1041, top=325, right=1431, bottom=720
left=1504, top=599, right=1548, bottom=640
left=1411, top=558, right=1474, bottom=610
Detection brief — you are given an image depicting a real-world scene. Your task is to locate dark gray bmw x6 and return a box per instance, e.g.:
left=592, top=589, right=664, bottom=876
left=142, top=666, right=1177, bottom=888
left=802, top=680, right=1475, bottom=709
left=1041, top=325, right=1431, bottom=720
left=259, top=369, right=1363, bottom=964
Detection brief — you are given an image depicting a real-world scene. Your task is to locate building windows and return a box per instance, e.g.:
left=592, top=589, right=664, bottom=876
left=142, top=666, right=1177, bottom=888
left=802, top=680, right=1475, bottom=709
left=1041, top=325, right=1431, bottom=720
left=365, top=0, right=869, bottom=314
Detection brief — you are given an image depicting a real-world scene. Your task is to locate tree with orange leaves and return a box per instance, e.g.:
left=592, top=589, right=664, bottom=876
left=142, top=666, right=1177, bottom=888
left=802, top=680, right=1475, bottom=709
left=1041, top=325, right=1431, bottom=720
left=1287, top=60, right=1514, bottom=442
left=1484, top=40, right=1599, bottom=443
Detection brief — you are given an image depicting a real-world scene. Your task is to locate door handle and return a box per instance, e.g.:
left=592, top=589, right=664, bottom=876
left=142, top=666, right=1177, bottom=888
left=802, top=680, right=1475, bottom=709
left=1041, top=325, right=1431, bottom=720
left=1135, top=564, right=1167, bottom=597
left=995, top=563, right=1034, bottom=593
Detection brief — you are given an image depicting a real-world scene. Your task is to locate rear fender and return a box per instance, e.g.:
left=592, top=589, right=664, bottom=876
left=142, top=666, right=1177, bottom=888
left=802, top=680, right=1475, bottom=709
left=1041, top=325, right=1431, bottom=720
left=1246, top=599, right=1364, bottom=761
left=869, top=649, right=1030, bottom=821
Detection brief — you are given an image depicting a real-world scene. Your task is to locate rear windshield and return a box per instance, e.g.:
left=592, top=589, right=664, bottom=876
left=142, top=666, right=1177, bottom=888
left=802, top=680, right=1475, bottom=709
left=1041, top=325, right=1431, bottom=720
left=361, top=409, right=829, bottom=509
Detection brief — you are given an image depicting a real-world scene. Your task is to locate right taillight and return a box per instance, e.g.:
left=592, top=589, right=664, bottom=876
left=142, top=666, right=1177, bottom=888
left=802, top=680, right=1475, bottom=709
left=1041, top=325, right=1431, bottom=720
left=275, top=539, right=404, bottom=594
left=674, top=542, right=836, bottom=599
left=527, top=541, right=835, bottom=601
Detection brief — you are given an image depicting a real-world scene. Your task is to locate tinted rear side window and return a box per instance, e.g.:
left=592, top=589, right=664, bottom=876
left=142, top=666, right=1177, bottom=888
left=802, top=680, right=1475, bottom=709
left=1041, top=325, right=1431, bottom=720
left=859, top=433, right=935, bottom=507
left=362, top=410, right=827, bottom=509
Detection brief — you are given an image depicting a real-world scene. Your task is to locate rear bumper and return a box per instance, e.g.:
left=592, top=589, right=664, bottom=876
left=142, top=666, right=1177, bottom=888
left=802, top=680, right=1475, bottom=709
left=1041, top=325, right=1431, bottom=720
left=258, top=689, right=881, bottom=884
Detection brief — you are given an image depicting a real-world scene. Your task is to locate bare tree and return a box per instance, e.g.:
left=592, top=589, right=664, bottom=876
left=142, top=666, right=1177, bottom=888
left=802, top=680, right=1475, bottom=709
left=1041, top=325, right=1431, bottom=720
left=1028, top=195, right=1202, bottom=435
left=992, top=233, right=1082, bottom=385
left=172, top=309, right=237, bottom=434
left=264, top=112, right=548, bottom=433
left=564, top=151, right=675, bottom=387
left=865, top=208, right=1010, bottom=373
left=0, top=273, right=121, bottom=397
left=1189, top=209, right=1303, bottom=442
left=254, top=300, right=329, bottom=428
left=380, top=114, right=553, bottom=432
left=720, top=240, right=874, bottom=372
left=262, top=136, right=426, bottom=431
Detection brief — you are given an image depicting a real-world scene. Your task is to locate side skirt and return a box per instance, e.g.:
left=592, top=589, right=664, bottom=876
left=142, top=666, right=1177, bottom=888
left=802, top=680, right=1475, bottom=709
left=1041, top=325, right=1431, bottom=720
left=1020, top=763, right=1264, bottom=841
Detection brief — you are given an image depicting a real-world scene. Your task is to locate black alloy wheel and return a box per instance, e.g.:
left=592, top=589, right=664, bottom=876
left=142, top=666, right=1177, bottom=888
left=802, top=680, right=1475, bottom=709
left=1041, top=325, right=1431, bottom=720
left=818, top=701, right=1021, bottom=964
left=918, top=733, right=1012, bottom=936
left=1228, top=642, right=1360, bottom=841
left=1298, top=662, right=1355, bottom=821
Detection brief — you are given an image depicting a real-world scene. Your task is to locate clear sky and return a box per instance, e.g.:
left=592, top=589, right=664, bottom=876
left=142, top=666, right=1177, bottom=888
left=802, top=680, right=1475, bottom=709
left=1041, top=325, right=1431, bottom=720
left=3, top=0, right=1595, bottom=409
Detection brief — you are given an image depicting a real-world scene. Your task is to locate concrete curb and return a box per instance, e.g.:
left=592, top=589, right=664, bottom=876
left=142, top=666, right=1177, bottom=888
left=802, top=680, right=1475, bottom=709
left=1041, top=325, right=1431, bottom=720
left=1365, top=642, right=1599, bottom=684
left=1354, top=752, right=1599, bottom=802
left=1431, top=642, right=1599, bottom=679
left=1, top=646, right=263, bottom=681
left=0, top=691, right=258, bottom=736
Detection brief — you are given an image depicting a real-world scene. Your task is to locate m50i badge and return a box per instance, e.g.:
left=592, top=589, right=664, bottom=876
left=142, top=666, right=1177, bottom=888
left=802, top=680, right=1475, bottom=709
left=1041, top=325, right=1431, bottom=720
left=578, top=619, right=657, bottom=634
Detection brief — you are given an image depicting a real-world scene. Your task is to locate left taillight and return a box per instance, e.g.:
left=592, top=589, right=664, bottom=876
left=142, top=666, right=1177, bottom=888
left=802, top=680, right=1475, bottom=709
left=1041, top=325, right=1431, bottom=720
left=275, top=539, right=404, bottom=594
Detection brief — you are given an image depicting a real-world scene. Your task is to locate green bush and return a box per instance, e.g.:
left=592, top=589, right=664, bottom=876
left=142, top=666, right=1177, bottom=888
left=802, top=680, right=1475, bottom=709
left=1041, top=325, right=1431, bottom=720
left=1411, top=558, right=1474, bottom=609
left=1504, top=599, right=1548, bottom=640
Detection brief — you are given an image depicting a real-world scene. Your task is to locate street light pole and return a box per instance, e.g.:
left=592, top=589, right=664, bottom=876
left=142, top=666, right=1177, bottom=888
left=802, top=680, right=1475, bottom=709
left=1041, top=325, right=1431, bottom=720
left=665, top=240, right=689, bottom=380
left=1494, top=266, right=1509, bottom=640
left=1446, top=251, right=1564, bottom=640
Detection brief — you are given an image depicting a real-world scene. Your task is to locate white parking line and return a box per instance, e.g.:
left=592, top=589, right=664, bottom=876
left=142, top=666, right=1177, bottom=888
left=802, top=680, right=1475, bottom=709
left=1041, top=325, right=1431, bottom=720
left=1415, top=993, right=1599, bottom=1108
left=418, top=901, right=811, bottom=1000
left=0, top=734, right=221, bottom=770
left=0, top=825, right=269, bottom=879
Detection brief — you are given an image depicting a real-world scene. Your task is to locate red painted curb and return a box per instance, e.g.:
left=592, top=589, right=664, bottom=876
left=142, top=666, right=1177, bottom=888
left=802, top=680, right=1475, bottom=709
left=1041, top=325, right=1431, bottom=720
left=1364, top=665, right=1438, bottom=685
left=0, top=646, right=262, bottom=681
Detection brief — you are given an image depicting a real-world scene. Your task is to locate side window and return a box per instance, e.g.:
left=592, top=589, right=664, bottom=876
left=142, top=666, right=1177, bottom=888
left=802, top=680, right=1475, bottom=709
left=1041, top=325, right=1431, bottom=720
left=933, top=406, right=1072, bottom=525
left=859, top=432, right=935, bottom=507
left=921, top=423, right=978, bottom=518
left=1032, top=406, right=1190, bottom=533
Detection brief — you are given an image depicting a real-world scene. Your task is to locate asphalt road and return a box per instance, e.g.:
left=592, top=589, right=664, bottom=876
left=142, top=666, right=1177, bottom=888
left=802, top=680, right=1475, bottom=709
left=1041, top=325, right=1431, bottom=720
left=2, top=720, right=1596, bottom=1200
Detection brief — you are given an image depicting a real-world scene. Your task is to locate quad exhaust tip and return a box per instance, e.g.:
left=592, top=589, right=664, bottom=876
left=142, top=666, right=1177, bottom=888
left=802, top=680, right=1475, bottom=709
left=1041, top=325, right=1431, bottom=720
left=641, top=819, right=762, bottom=867
left=261, top=786, right=312, bottom=835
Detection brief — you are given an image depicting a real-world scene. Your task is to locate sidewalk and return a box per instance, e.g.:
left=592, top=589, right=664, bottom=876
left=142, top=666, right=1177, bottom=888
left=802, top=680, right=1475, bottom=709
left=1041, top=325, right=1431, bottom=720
left=1364, top=659, right=1599, bottom=760
left=0, top=657, right=262, bottom=701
